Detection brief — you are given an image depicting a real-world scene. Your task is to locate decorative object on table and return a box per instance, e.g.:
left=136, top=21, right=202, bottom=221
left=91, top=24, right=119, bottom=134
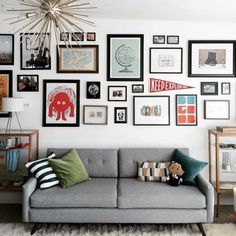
left=221, top=82, right=231, bottom=95
left=6, top=149, right=20, bottom=172
left=108, top=86, right=127, bottom=101
left=132, top=84, right=144, bottom=93
left=107, top=34, right=144, bottom=81
left=200, top=82, right=218, bottom=95
left=43, top=80, right=80, bottom=127
left=114, top=107, right=127, bottom=124
left=57, top=45, right=99, bottom=73
left=86, top=82, right=100, bottom=99
left=168, top=161, right=184, bottom=186
left=20, top=33, right=51, bottom=70
left=83, top=105, right=108, bottom=125
left=167, top=35, right=179, bottom=44
left=153, top=35, right=165, bottom=44
left=149, top=78, right=194, bottom=93
left=2, top=97, right=24, bottom=132
left=176, top=94, right=197, bottom=126
left=17, top=75, right=39, bottom=92
left=0, top=34, right=14, bottom=65
left=204, top=100, right=230, bottom=120
left=149, top=47, right=183, bottom=74
left=72, top=32, right=84, bottom=42
left=188, top=40, right=236, bottom=77
left=60, top=32, right=69, bottom=41
left=216, top=126, right=236, bottom=133
left=133, top=96, right=170, bottom=126
left=0, top=70, right=12, bottom=118
left=87, top=32, right=96, bottom=41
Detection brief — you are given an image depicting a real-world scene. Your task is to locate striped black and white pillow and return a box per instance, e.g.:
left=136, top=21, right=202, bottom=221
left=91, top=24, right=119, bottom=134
left=25, top=153, right=59, bottom=189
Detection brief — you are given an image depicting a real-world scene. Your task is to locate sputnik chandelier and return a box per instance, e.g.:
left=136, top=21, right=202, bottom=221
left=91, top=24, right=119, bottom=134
left=2, top=0, right=96, bottom=54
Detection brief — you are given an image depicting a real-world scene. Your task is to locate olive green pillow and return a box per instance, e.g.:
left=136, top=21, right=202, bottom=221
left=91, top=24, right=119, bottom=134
left=48, top=149, right=89, bottom=188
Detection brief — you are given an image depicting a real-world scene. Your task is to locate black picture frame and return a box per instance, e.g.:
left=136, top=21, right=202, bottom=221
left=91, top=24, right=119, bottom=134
left=153, top=35, right=165, bottom=44
left=167, top=35, right=179, bottom=44
left=72, top=32, right=84, bottom=41
left=17, top=75, right=39, bottom=92
left=132, top=84, right=144, bottom=93
left=0, top=34, right=14, bottom=65
left=87, top=32, right=96, bottom=41
left=114, top=107, right=127, bottom=124
left=108, top=86, right=127, bottom=101
left=86, top=81, right=100, bottom=99
left=201, top=82, right=218, bottom=95
left=83, top=105, right=108, bottom=125
left=221, top=82, right=231, bottom=95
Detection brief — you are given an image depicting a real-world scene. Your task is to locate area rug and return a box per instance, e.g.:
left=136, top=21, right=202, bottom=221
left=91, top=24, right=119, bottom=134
left=0, top=223, right=235, bottom=236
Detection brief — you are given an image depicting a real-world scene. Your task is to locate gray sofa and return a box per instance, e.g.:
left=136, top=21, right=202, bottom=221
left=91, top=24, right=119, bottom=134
left=23, top=148, right=214, bottom=235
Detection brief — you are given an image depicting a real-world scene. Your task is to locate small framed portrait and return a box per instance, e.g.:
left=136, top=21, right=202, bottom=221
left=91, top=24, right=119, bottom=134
left=86, top=81, right=100, bottom=99
left=132, top=84, right=144, bottom=93
left=201, top=82, right=218, bottom=95
left=167, top=35, right=179, bottom=44
left=153, top=35, right=165, bottom=44
left=72, top=32, right=84, bottom=41
left=114, top=107, right=127, bottom=124
left=221, top=82, right=231, bottom=95
left=60, top=32, right=69, bottom=41
left=17, top=75, right=39, bottom=92
left=83, top=105, right=108, bottom=125
left=0, top=34, right=14, bottom=65
left=108, top=86, right=127, bottom=101
left=87, top=32, right=96, bottom=41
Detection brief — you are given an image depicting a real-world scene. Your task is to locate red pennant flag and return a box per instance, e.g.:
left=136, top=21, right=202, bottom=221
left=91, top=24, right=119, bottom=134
left=149, top=78, right=194, bottom=92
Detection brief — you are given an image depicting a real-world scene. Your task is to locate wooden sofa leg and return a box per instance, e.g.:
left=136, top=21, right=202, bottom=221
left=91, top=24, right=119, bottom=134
left=197, top=223, right=206, bottom=236
left=31, top=223, right=42, bottom=235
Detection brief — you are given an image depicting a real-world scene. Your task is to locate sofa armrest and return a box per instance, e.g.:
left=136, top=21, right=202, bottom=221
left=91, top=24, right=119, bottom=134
left=22, top=177, right=37, bottom=222
left=195, top=174, right=214, bottom=222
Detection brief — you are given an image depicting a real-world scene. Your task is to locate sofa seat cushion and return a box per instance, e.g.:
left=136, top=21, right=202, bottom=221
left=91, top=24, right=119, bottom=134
left=118, top=178, right=206, bottom=209
left=30, top=178, right=117, bottom=208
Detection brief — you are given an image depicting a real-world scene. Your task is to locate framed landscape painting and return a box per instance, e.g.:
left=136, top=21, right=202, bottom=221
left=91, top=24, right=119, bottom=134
left=43, top=80, right=80, bottom=127
left=0, top=34, right=14, bottom=65
left=107, top=34, right=144, bottom=81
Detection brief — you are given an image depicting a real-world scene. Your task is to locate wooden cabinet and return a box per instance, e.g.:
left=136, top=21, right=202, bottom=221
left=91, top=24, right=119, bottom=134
left=208, top=129, right=236, bottom=216
left=0, top=130, right=39, bottom=192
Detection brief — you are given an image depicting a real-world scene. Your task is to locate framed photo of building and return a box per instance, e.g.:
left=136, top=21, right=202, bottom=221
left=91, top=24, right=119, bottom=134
left=221, top=82, right=231, bottom=95
left=150, top=47, right=183, bottom=74
left=86, top=81, right=100, bottom=99
left=108, top=86, right=127, bottom=101
left=107, top=34, right=144, bottom=81
left=83, top=105, right=108, bottom=125
left=188, top=40, right=236, bottom=77
left=133, top=96, right=170, bottom=126
left=114, top=107, right=127, bottom=124
left=43, top=80, right=80, bottom=127
left=17, top=75, right=39, bottom=92
left=0, top=34, right=14, bottom=65
left=201, top=82, right=218, bottom=95
left=176, top=94, right=198, bottom=126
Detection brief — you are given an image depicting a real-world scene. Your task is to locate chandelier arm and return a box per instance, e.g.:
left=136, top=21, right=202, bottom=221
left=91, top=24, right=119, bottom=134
left=62, top=6, right=97, bottom=10
left=58, top=0, right=80, bottom=8
left=7, top=9, right=39, bottom=11
left=9, top=13, right=39, bottom=25
left=52, top=17, right=61, bottom=55
left=63, top=3, right=91, bottom=8
left=40, top=18, right=50, bottom=55
left=20, top=2, right=43, bottom=8
left=59, top=12, right=89, bottom=17
left=60, top=11, right=95, bottom=25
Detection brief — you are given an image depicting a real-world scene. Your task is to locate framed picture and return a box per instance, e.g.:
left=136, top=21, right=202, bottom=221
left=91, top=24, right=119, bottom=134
left=201, top=82, right=218, bottom=95
left=43, top=80, right=80, bottom=127
left=133, top=96, right=170, bottom=126
left=0, top=34, right=14, bottom=65
left=153, top=35, right=165, bottom=44
left=204, top=100, right=230, bottom=120
left=150, top=47, right=183, bottom=74
left=132, top=84, right=144, bottom=93
left=114, top=107, right=127, bottom=124
left=60, top=32, right=69, bottom=41
left=108, top=86, right=127, bottom=101
left=221, top=82, right=231, bottom=95
left=86, top=81, right=100, bottom=99
left=107, top=34, right=144, bottom=81
left=0, top=70, right=12, bottom=118
left=167, top=35, right=179, bottom=44
left=83, top=105, right=108, bottom=125
left=20, top=33, right=51, bottom=70
left=17, top=75, right=39, bottom=92
left=87, top=32, right=96, bottom=41
left=72, top=32, right=84, bottom=41
left=176, top=94, right=198, bottom=126
left=188, top=40, right=236, bottom=77
left=57, top=45, right=99, bottom=73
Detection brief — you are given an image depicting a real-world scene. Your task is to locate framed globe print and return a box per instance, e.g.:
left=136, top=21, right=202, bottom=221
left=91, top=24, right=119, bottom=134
left=107, top=34, right=144, bottom=81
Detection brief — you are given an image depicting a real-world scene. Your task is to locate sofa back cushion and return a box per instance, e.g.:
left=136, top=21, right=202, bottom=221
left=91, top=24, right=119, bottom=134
left=119, top=148, right=189, bottom=178
left=47, top=148, right=118, bottom=177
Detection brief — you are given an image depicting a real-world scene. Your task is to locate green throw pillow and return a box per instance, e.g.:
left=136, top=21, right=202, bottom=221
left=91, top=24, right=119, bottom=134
left=48, top=149, right=89, bottom=188
left=172, top=149, right=207, bottom=185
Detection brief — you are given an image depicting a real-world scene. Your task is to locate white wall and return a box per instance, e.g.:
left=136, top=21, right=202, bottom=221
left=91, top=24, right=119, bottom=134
left=0, top=17, right=236, bottom=203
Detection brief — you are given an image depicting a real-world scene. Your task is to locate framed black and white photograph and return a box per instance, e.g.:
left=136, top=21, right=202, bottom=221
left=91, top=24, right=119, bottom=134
left=17, top=75, right=39, bottom=92
left=221, top=82, right=231, bottom=95
left=83, top=105, right=108, bottom=125
left=188, top=40, right=236, bottom=77
left=153, top=35, right=165, bottom=44
left=60, top=32, right=69, bottom=41
left=114, top=107, right=127, bottom=124
left=86, top=81, right=100, bottom=99
left=150, top=47, right=183, bottom=74
left=201, top=82, right=218, bottom=95
left=167, top=35, right=179, bottom=44
left=108, top=86, right=127, bottom=101
left=133, top=96, right=170, bottom=126
left=0, top=34, right=14, bottom=65
left=132, top=84, right=144, bottom=93
left=72, top=32, right=84, bottom=41
left=204, top=100, right=230, bottom=120
left=20, top=33, right=51, bottom=70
